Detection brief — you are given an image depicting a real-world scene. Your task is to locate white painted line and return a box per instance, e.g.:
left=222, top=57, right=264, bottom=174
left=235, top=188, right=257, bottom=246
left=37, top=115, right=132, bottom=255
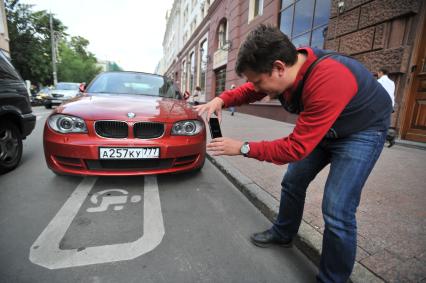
left=29, top=176, right=165, bottom=269
left=36, top=115, right=43, bottom=121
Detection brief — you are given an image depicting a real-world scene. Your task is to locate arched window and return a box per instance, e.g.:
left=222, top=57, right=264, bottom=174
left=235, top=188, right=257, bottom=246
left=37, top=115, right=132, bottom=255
left=199, top=40, right=208, bottom=92
left=217, top=21, right=228, bottom=49
left=181, top=60, right=187, bottom=93
left=189, top=52, right=195, bottom=92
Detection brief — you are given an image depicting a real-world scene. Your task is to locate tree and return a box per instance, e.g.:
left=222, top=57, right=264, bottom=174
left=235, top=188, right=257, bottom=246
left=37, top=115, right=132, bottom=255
left=57, top=37, right=101, bottom=83
left=108, top=61, right=123, bottom=71
left=5, top=0, right=101, bottom=85
left=5, top=0, right=66, bottom=85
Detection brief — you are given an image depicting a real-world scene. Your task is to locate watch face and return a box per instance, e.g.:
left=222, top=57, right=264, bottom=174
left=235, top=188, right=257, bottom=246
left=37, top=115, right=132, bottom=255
left=241, top=143, right=250, bottom=154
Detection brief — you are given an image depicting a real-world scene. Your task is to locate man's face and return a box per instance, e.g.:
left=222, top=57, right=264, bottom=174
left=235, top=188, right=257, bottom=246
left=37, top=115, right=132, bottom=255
left=243, top=66, right=290, bottom=98
left=377, top=71, right=384, bottom=78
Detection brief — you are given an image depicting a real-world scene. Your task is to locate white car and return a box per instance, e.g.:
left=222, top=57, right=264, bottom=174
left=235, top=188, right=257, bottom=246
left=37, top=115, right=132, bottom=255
left=44, top=82, right=81, bottom=109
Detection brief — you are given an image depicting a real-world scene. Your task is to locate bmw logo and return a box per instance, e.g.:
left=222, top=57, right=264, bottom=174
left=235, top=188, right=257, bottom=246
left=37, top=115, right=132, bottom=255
left=127, top=112, right=136, bottom=118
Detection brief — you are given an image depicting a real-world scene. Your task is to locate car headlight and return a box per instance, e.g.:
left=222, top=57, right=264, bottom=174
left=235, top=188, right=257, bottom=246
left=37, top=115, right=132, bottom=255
left=171, top=120, right=203, bottom=136
left=48, top=114, right=88, bottom=134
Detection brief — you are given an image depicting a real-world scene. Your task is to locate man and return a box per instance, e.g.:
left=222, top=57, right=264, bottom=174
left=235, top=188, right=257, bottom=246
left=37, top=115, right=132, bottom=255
left=377, top=68, right=396, bottom=147
left=377, top=68, right=395, bottom=107
left=195, top=25, right=392, bottom=283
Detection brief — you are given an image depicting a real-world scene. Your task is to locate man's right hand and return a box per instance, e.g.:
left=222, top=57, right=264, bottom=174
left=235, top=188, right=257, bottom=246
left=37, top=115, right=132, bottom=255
left=194, top=97, right=225, bottom=122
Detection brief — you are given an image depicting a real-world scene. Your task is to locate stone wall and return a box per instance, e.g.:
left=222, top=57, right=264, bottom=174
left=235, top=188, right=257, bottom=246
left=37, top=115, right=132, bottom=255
left=325, top=0, right=421, bottom=74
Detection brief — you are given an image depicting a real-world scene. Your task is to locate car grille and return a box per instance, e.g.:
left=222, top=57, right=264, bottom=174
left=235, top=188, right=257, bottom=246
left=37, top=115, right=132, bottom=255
left=95, top=121, right=128, bottom=138
left=133, top=122, right=164, bottom=139
left=52, top=93, right=64, bottom=97
left=86, top=159, right=173, bottom=170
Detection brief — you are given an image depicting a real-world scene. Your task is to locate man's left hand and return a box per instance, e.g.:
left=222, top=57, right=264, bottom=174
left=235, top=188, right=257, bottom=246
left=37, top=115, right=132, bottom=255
left=207, top=137, right=244, bottom=156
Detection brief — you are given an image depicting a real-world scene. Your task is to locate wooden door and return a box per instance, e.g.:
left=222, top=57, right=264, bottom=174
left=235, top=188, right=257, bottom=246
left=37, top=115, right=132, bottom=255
left=404, top=17, right=426, bottom=142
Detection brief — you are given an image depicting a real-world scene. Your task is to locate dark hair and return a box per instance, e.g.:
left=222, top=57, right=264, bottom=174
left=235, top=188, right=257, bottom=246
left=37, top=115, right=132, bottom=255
left=195, top=86, right=201, bottom=91
left=235, top=24, right=298, bottom=76
left=379, top=68, right=389, bottom=75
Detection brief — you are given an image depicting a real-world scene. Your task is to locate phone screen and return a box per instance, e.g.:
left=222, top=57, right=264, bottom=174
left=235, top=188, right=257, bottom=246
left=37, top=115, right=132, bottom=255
left=209, top=117, right=222, bottom=139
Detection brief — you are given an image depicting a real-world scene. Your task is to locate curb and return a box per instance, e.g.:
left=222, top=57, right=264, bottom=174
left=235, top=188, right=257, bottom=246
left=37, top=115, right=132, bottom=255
left=207, top=154, right=384, bottom=283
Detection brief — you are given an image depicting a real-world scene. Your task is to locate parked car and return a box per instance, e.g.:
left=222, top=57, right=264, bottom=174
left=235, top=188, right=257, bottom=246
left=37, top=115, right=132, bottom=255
left=0, top=51, right=36, bottom=174
left=43, top=71, right=206, bottom=176
left=44, top=82, right=80, bottom=109
left=32, top=86, right=52, bottom=106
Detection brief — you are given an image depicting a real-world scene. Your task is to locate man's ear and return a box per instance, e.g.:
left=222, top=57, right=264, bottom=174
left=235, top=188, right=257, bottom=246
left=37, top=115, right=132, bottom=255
left=272, top=60, right=286, bottom=76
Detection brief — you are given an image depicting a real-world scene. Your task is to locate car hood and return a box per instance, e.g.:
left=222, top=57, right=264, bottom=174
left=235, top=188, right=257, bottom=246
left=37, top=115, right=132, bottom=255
left=54, top=93, right=199, bottom=122
left=51, top=89, right=78, bottom=97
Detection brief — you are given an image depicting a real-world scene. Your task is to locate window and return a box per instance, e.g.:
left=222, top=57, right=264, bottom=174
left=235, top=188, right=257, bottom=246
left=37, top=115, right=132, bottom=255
left=181, top=60, right=187, bottom=92
left=183, top=6, right=188, bottom=24
left=189, top=52, right=195, bottom=92
left=191, top=20, right=196, bottom=33
left=217, top=21, right=227, bottom=49
left=249, top=0, right=264, bottom=22
left=199, top=40, right=208, bottom=92
left=0, top=10, right=5, bottom=34
left=214, top=68, right=226, bottom=97
left=279, top=0, right=331, bottom=48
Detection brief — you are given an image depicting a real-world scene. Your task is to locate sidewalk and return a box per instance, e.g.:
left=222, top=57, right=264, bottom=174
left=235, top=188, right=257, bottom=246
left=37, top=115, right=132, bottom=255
left=207, top=111, right=426, bottom=283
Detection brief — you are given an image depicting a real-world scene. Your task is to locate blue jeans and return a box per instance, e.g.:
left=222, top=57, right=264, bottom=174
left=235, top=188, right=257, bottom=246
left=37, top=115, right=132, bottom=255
left=272, top=129, right=387, bottom=283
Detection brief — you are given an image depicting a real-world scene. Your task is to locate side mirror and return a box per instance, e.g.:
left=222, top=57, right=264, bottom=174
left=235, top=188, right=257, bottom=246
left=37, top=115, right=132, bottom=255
left=79, top=84, right=86, bottom=93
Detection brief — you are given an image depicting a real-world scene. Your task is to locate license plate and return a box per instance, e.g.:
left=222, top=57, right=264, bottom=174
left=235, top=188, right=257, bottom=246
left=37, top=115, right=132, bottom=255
left=99, top=147, right=160, bottom=159
left=52, top=100, right=63, bottom=103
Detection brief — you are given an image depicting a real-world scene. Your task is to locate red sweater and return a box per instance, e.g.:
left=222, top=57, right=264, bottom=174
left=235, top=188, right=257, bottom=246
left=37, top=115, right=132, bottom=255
left=219, top=48, right=358, bottom=165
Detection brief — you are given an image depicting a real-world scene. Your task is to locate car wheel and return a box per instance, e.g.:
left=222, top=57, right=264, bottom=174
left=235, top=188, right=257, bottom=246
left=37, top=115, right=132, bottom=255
left=45, top=103, right=52, bottom=109
left=0, top=121, right=23, bottom=174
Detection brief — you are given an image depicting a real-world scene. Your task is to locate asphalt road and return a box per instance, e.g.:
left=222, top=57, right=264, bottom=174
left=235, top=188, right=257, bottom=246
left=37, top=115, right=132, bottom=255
left=0, top=106, right=317, bottom=283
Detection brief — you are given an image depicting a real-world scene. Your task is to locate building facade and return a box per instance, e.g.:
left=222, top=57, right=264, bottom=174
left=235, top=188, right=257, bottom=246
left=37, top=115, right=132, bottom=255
left=0, top=0, right=10, bottom=57
left=161, top=0, right=426, bottom=143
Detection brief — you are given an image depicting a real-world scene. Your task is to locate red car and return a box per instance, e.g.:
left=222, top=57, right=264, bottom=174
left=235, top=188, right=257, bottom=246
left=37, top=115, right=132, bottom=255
left=43, top=71, right=206, bottom=176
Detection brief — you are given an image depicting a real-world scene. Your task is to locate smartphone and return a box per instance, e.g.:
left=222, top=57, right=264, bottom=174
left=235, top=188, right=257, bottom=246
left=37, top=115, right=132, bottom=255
left=208, top=117, right=222, bottom=139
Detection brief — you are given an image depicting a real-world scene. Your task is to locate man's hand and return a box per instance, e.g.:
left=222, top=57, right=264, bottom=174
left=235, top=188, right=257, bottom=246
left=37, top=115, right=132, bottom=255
left=193, top=97, right=224, bottom=122
left=207, top=137, right=244, bottom=156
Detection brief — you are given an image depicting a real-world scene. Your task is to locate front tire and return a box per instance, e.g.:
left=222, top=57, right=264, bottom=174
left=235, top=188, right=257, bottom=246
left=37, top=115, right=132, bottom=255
left=0, top=121, right=23, bottom=174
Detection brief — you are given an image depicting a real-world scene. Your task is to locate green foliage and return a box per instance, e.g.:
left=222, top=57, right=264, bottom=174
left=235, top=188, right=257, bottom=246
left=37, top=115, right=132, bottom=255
left=57, top=39, right=101, bottom=83
left=4, top=0, right=101, bottom=85
left=108, top=61, right=123, bottom=71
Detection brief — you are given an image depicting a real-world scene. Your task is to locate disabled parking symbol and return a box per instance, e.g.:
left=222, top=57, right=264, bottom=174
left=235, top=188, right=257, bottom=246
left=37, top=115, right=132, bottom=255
left=29, top=176, right=164, bottom=269
left=86, top=189, right=142, bottom=212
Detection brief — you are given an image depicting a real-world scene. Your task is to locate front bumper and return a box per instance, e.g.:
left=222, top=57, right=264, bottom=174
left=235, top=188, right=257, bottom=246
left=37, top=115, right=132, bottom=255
left=43, top=122, right=206, bottom=176
left=45, top=97, right=68, bottom=106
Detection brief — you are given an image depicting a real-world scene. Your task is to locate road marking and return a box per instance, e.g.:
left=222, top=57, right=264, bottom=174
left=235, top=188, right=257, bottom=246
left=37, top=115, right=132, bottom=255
left=86, top=189, right=142, bottom=212
left=29, top=176, right=164, bottom=269
left=36, top=115, right=43, bottom=121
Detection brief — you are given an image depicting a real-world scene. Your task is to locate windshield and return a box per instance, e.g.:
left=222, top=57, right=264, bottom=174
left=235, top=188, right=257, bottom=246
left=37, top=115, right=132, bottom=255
left=55, top=83, right=80, bottom=90
left=86, top=72, right=179, bottom=99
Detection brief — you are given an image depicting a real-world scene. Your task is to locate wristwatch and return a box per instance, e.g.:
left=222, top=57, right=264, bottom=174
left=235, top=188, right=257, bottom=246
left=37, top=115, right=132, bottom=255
left=240, top=142, right=250, bottom=157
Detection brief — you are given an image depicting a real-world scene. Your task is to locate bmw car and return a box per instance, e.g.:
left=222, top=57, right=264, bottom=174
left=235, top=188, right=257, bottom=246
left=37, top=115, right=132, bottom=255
left=43, top=71, right=206, bottom=176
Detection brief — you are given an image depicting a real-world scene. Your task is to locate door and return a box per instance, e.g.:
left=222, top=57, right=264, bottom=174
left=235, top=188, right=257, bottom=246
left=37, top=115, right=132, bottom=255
left=403, top=16, right=426, bottom=142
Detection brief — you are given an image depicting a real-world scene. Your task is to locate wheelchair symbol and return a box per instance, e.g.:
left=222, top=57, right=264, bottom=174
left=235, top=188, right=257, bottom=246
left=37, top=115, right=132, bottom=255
left=86, top=189, right=142, bottom=212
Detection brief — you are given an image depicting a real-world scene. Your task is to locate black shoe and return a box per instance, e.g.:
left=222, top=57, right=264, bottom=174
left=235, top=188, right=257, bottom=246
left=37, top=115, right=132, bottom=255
left=250, top=229, right=292, bottom=248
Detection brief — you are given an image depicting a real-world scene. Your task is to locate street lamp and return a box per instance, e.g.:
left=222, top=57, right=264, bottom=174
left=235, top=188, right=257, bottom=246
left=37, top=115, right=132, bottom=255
left=49, top=12, right=59, bottom=86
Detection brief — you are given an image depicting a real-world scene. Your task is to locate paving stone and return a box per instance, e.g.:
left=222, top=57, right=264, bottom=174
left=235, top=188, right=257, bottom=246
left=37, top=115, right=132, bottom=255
left=361, top=250, right=404, bottom=275
left=357, top=233, right=387, bottom=255
left=386, top=240, right=426, bottom=261
left=356, top=246, right=371, bottom=262
left=381, top=258, right=426, bottom=282
left=215, top=111, right=426, bottom=282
